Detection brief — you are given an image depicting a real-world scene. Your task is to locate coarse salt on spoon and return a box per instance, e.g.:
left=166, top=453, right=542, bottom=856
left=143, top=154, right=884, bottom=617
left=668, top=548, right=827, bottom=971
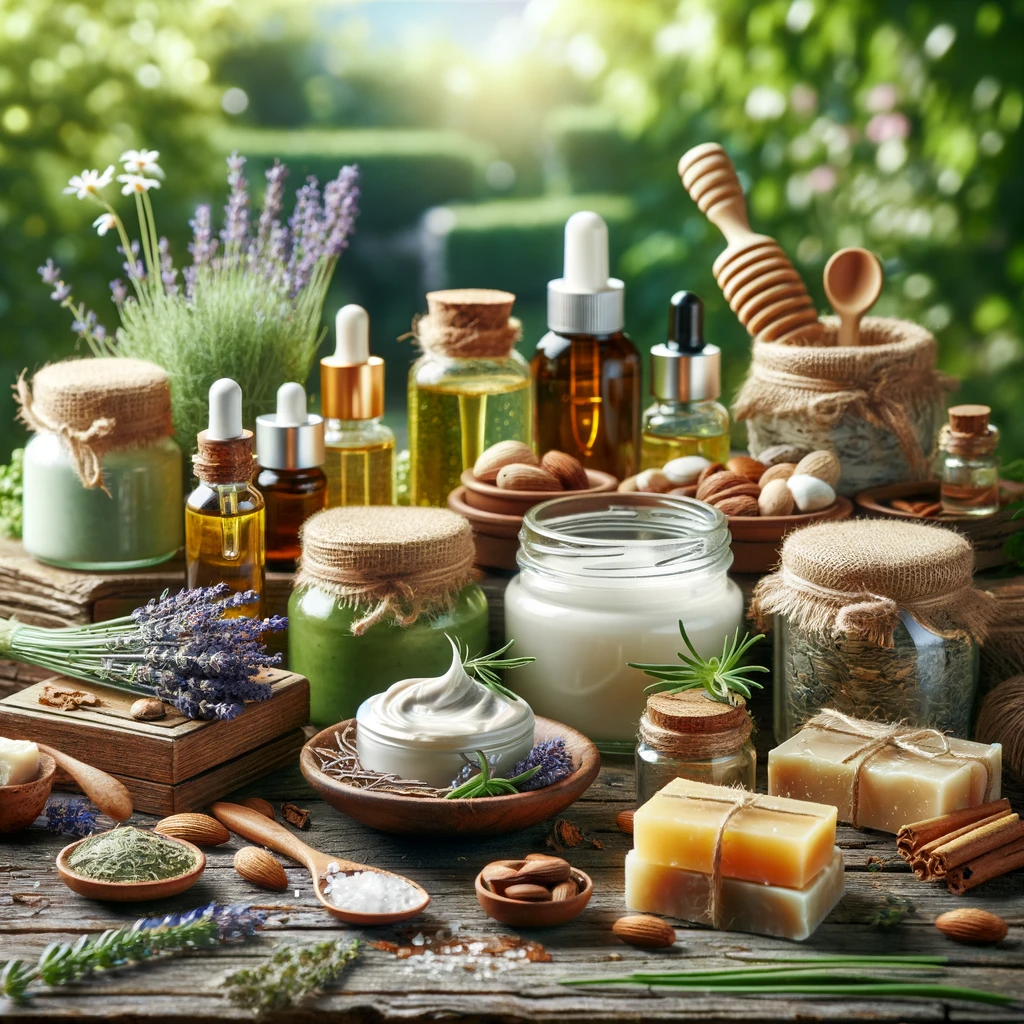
left=211, top=801, right=429, bottom=925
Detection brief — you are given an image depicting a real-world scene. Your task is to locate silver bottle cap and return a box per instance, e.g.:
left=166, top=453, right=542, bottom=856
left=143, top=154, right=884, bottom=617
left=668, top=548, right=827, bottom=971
left=650, top=343, right=722, bottom=402
left=256, top=382, right=325, bottom=470
left=547, top=211, right=624, bottom=335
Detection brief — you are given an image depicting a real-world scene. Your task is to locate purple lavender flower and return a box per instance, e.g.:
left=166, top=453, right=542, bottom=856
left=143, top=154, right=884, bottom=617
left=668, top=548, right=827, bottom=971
left=93, top=325, right=107, bottom=343
left=43, top=798, right=100, bottom=838
left=135, top=903, right=266, bottom=941
left=322, top=164, right=360, bottom=258
left=117, top=240, right=145, bottom=280
left=254, top=159, right=288, bottom=256
left=287, top=176, right=324, bottom=294
left=50, top=281, right=71, bottom=302
left=159, top=236, right=178, bottom=295
left=220, top=151, right=250, bottom=257
left=188, top=204, right=218, bottom=270
left=505, top=738, right=575, bottom=792
left=110, top=278, right=127, bottom=306
left=70, top=310, right=97, bottom=334
left=37, top=259, right=61, bottom=285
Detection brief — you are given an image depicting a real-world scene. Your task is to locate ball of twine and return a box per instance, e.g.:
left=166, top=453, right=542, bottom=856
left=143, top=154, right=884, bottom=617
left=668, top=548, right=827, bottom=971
left=974, top=675, right=1024, bottom=779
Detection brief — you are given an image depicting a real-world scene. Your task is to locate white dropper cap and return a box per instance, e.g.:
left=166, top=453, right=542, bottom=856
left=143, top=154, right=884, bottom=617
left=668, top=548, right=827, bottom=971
left=275, top=381, right=307, bottom=427
left=334, top=304, right=370, bottom=364
left=547, top=210, right=624, bottom=334
left=207, top=378, right=243, bottom=440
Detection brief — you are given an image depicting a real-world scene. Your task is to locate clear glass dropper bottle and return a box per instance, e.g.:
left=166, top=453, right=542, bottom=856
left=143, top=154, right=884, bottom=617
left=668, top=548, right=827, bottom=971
left=321, top=304, right=395, bottom=507
left=186, top=378, right=265, bottom=618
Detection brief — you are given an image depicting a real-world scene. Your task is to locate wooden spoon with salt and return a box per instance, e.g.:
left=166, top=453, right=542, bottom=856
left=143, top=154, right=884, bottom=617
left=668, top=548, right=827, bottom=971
left=210, top=802, right=429, bottom=925
left=824, top=247, right=883, bottom=347
left=37, top=743, right=133, bottom=822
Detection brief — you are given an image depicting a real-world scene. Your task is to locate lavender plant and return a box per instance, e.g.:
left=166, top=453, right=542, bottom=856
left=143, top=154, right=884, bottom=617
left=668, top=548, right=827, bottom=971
left=0, top=585, right=285, bottom=721
left=41, top=150, right=360, bottom=446
left=43, top=798, right=102, bottom=839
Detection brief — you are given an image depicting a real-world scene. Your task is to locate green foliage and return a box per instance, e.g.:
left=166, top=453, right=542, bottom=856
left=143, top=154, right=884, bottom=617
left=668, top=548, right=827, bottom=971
left=445, top=750, right=541, bottom=799
left=0, top=449, right=24, bottom=539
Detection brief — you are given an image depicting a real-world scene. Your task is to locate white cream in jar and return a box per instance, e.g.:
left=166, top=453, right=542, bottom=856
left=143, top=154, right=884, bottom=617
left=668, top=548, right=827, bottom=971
left=504, top=493, right=744, bottom=744
left=355, top=639, right=535, bottom=789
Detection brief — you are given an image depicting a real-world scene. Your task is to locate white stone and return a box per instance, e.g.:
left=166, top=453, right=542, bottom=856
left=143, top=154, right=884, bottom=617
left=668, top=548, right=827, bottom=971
left=0, top=738, right=39, bottom=787
left=662, top=456, right=712, bottom=485
left=787, top=473, right=836, bottom=512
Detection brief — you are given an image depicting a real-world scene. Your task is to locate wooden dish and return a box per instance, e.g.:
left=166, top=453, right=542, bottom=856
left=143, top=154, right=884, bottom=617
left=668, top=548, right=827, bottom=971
left=725, top=496, right=853, bottom=574
left=300, top=716, right=600, bottom=837
left=56, top=831, right=206, bottom=901
left=475, top=859, right=593, bottom=927
left=0, top=753, right=56, bottom=833
left=460, top=468, right=617, bottom=517
left=447, top=486, right=522, bottom=570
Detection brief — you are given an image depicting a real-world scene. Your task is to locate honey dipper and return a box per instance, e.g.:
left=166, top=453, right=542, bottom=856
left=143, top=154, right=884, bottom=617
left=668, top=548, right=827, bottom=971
left=677, top=143, right=824, bottom=345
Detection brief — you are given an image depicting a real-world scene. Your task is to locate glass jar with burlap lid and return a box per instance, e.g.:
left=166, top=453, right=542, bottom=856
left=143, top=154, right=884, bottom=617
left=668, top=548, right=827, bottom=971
left=635, top=690, right=756, bottom=805
left=16, top=358, right=183, bottom=570
left=288, top=505, right=489, bottom=725
left=751, top=518, right=996, bottom=741
left=733, top=316, right=955, bottom=495
left=407, top=288, right=532, bottom=507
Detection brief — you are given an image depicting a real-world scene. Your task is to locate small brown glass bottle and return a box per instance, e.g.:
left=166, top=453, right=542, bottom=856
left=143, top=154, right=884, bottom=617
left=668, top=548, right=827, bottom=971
left=255, top=382, right=327, bottom=570
left=533, top=211, right=641, bottom=480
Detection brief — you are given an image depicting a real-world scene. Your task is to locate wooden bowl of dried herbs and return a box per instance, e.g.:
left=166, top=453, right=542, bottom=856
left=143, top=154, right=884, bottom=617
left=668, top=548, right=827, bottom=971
left=56, top=827, right=206, bottom=901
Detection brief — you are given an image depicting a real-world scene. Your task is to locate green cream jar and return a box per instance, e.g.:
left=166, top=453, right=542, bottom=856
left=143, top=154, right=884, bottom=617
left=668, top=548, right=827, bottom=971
left=19, top=358, right=183, bottom=570
left=288, top=505, right=489, bottom=726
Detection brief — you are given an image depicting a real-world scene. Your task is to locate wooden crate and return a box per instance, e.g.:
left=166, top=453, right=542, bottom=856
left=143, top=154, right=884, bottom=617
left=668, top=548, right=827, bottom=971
left=0, top=669, right=309, bottom=815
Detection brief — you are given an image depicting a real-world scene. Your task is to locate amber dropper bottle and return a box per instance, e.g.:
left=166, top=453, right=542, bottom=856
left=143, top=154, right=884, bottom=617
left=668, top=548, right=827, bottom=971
left=533, top=211, right=641, bottom=480
left=255, top=382, right=327, bottom=570
left=185, top=378, right=265, bottom=618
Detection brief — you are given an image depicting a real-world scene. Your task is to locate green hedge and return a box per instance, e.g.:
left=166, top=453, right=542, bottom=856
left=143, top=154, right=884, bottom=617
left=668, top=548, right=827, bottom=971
left=545, top=106, right=633, bottom=195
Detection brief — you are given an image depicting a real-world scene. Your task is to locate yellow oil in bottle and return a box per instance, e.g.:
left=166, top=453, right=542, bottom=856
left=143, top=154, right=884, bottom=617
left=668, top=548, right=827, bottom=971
left=640, top=431, right=732, bottom=470
left=409, top=372, right=532, bottom=507
left=185, top=483, right=266, bottom=618
left=324, top=438, right=395, bottom=507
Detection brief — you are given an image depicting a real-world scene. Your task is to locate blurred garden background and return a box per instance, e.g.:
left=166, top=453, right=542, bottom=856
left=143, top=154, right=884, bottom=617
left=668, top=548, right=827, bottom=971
left=2, top=0, right=1023, bottom=462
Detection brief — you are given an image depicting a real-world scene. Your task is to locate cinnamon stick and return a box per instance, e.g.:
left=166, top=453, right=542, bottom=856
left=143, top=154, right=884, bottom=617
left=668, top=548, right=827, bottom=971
left=946, top=836, right=1024, bottom=895
left=908, top=811, right=1012, bottom=880
left=896, top=798, right=1010, bottom=858
left=929, top=814, right=1023, bottom=877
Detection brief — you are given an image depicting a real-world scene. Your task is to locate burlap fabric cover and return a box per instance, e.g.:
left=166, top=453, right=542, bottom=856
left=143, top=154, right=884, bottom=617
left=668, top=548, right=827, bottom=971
left=15, top=358, right=173, bottom=489
left=979, top=580, right=1024, bottom=695
left=413, top=288, right=521, bottom=359
left=734, top=317, right=954, bottom=494
left=751, top=519, right=995, bottom=649
left=296, top=505, right=476, bottom=635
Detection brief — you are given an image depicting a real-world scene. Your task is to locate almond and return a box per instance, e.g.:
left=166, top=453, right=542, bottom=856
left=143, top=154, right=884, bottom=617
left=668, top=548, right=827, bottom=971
left=154, top=812, right=230, bottom=847
left=713, top=494, right=760, bottom=518
left=668, top=485, right=698, bottom=498
left=697, top=462, right=725, bottom=487
left=617, top=475, right=639, bottom=492
left=726, top=455, right=766, bottom=483
left=758, top=478, right=795, bottom=517
left=696, top=471, right=758, bottom=503
left=130, top=697, right=166, bottom=720
left=237, top=797, right=276, bottom=820
left=482, top=862, right=520, bottom=894
left=474, top=441, right=538, bottom=482
left=514, top=856, right=571, bottom=886
left=503, top=883, right=552, bottom=902
left=541, top=450, right=589, bottom=490
left=758, top=444, right=808, bottom=466
left=758, top=463, right=796, bottom=487
left=550, top=879, right=578, bottom=902
left=496, top=463, right=561, bottom=491
left=616, top=809, right=634, bottom=834
left=635, top=469, right=673, bottom=493
left=612, top=914, right=676, bottom=948
left=934, top=908, right=1007, bottom=945
left=663, top=455, right=711, bottom=485
left=794, top=450, right=841, bottom=488
left=234, top=846, right=289, bottom=892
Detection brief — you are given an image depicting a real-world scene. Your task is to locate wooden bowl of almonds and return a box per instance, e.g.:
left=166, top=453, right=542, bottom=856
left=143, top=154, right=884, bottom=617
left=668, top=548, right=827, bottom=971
left=475, top=855, right=593, bottom=927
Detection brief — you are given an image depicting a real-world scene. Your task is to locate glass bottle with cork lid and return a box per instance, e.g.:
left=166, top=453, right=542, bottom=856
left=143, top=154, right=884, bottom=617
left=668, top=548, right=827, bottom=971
left=186, top=379, right=265, bottom=618
left=255, top=382, right=327, bottom=571
left=635, top=690, right=756, bottom=806
left=533, top=211, right=641, bottom=481
left=18, top=357, right=183, bottom=570
left=408, top=288, right=532, bottom=507
left=936, top=404, right=1000, bottom=517
left=641, top=291, right=731, bottom=470
left=321, top=304, right=395, bottom=507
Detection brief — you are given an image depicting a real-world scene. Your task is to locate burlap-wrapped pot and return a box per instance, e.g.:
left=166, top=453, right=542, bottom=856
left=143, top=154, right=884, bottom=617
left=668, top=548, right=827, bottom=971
left=734, top=317, right=955, bottom=495
left=752, top=519, right=995, bottom=741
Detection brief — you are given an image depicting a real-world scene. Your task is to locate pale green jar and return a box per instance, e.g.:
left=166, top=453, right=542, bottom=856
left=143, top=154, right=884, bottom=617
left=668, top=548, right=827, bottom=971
left=20, top=359, right=183, bottom=570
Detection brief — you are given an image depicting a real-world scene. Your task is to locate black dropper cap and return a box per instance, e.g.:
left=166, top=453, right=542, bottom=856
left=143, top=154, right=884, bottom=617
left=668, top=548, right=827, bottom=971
left=668, top=291, right=705, bottom=354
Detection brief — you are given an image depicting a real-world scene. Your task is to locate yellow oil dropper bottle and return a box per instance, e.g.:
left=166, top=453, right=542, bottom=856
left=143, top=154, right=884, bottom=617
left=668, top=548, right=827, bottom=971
left=185, top=378, right=265, bottom=618
left=321, top=304, right=395, bottom=507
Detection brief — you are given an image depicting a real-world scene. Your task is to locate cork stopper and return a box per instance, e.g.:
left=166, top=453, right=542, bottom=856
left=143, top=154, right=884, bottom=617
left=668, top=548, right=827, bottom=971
left=948, top=404, right=990, bottom=435
left=415, top=289, right=521, bottom=358
left=193, top=430, right=256, bottom=485
left=639, top=690, right=752, bottom=759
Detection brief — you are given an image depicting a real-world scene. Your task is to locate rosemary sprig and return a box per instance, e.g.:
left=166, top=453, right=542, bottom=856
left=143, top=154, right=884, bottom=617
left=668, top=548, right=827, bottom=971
left=453, top=636, right=535, bottom=701
left=224, top=939, right=361, bottom=1014
left=629, top=621, right=767, bottom=705
left=445, top=750, right=541, bottom=799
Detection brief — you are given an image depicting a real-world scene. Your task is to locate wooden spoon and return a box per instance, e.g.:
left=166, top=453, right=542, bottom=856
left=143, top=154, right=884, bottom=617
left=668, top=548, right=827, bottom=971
left=38, top=743, right=132, bottom=822
left=211, top=802, right=429, bottom=925
left=824, top=247, right=883, bottom=347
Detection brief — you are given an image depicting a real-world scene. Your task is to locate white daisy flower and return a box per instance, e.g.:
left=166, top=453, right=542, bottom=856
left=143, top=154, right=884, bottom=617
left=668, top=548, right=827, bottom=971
left=63, top=165, right=115, bottom=200
left=120, top=148, right=164, bottom=178
left=117, top=173, right=161, bottom=195
left=92, top=213, right=117, bottom=236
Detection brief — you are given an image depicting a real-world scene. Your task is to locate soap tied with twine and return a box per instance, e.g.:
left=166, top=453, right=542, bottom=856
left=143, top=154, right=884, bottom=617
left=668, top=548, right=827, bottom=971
left=295, top=505, right=476, bottom=635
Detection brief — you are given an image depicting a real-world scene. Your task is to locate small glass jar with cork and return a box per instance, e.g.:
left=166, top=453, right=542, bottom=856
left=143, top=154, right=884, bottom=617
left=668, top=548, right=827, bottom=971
left=935, top=404, right=1000, bottom=517
left=635, top=690, right=756, bottom=805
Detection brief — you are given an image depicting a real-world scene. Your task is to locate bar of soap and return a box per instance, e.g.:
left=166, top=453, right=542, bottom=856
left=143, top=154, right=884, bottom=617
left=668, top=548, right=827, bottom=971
left=633, top=777, right=837, bottom=889
left=625, top=847, right=844, bottom=941
left=0, top=737, right=40, bottom=787
left=768, top=725, right=1002, bottom=834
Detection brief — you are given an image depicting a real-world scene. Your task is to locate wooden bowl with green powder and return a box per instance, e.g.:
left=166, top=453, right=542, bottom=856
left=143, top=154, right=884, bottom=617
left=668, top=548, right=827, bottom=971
left=56, top=827, right=206, bottom=901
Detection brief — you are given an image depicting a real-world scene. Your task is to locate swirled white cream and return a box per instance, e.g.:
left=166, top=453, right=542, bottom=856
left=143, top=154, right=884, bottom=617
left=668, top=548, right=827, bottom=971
left=356, top=640, right=535, bottom=790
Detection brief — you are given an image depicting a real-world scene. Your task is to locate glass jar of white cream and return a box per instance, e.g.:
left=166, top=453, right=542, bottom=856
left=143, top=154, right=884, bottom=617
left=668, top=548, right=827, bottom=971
left=504, top=493, right=744, bottom=745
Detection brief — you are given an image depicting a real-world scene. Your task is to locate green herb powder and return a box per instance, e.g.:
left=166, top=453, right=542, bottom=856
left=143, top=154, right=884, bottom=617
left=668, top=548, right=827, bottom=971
left=67, top=827, right=198, bottom=882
